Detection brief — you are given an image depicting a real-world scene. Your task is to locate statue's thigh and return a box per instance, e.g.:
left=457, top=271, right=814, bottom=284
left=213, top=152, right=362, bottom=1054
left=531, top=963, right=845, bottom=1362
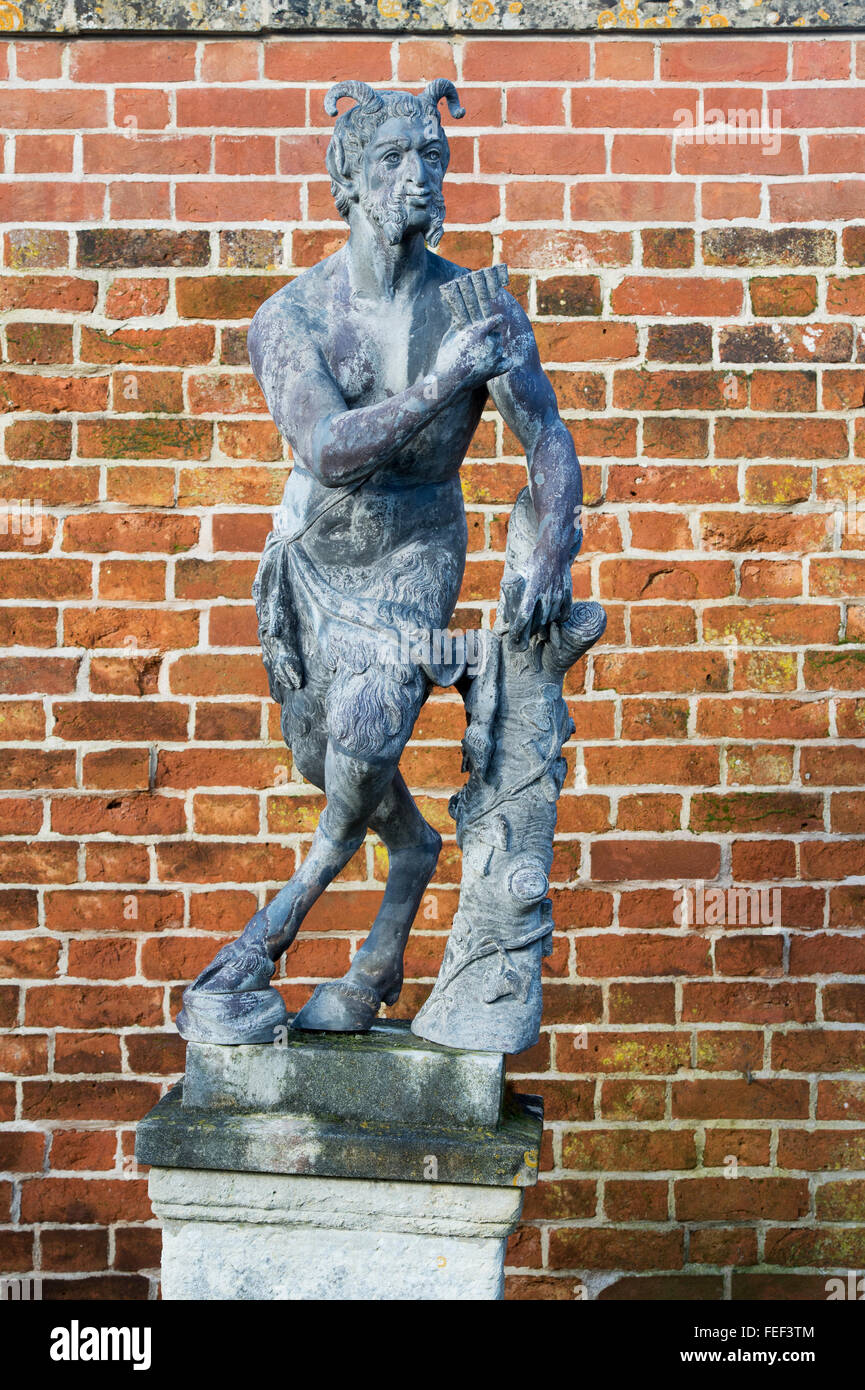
left=325, top=662, right=427, bottom=766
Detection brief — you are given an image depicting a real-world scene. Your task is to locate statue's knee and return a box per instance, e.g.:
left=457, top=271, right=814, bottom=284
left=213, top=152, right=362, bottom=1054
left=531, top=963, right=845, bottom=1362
left=420, top=822, right=442, bottom=861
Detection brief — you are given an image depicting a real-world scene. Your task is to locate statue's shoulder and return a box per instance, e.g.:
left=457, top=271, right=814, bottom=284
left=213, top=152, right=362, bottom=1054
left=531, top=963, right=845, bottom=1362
left=250, top=252, right=344, bottom=347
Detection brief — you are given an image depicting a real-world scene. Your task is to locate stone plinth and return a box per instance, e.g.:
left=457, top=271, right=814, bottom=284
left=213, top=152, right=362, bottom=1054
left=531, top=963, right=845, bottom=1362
left=183, top=1020, right=505, bottom=1127
left=136, top=1019, right=543, bottom=1301
left=149, top=1168, right=523, bottom=1300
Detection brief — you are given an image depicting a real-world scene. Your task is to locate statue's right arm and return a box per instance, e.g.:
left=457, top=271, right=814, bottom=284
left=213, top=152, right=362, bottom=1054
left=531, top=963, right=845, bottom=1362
left=248, top=302, right=475, bottom=488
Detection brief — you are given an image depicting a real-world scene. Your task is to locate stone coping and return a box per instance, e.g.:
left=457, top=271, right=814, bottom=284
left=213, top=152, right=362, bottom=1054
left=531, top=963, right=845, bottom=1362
left=1, top=0, right=859, bottom=37
left=136, top=1082, right=544, bottom=1187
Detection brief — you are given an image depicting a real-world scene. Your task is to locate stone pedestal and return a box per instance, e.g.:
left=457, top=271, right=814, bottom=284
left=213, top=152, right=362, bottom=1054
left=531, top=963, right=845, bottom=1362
left=136, top=1019, right=542, bottom=1301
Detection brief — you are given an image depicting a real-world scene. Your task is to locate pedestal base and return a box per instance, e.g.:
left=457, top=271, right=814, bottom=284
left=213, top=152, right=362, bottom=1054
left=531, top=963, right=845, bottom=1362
left=136, top=1019, right=543, bottom=1301
left=149, top=1166, right=522, bottom=1301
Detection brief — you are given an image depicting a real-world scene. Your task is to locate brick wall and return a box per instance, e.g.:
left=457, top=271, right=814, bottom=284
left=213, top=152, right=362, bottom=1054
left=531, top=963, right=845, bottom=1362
left=1, top=30, right=864, bottom=1300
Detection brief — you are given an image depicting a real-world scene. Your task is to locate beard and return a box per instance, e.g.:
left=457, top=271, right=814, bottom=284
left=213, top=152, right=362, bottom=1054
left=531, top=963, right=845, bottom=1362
left=359, top=184, right=446, bottom=249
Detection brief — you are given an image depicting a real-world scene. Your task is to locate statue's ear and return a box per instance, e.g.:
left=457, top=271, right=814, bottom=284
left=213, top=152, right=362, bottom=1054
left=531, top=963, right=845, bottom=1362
left=332, top=163, right=357, bottom=197
left=325, top=138, right=360, bottom=212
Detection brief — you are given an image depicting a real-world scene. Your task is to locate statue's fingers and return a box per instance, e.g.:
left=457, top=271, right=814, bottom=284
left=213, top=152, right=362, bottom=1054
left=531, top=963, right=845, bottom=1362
left=441, top=281, right=469, bottom=327
left=512, top=593, right=539, bottom=650
left=474, top=270, right=494, bottom=316
left=500, top=575, right=523, bottom=627
left=481, top=266, right=502, bottom=307
left=508, top=592, right=529, bottom=646
left=537, top=592, right=553, bottom=637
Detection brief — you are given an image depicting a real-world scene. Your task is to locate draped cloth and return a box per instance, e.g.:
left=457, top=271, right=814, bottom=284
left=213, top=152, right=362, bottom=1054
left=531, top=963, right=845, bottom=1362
left=252, top=468, right=469, bottom=757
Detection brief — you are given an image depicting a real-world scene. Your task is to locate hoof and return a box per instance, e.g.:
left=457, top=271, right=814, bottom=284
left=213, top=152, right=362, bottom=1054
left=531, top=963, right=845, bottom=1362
left=177, top=984, right=288, bottom=1045
left=291, top=978, right=382, bottom=1033
left=191, top=909, right=275, bottom=995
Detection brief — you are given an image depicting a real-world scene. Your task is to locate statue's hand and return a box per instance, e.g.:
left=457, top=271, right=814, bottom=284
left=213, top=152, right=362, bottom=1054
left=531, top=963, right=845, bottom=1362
left=435, top=315, right=513, bottom=394
left=508, top=544, right=573, bottom=651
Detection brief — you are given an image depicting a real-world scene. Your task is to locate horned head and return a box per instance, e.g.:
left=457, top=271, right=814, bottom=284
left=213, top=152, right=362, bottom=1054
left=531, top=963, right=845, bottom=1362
left=323, top=78, right=466, bottom=240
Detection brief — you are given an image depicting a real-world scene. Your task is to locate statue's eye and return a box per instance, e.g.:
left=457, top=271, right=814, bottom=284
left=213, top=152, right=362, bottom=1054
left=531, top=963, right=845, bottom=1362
left=425, top=148, right=441, bottom=162
left=382, top=151, right=401, bottom=166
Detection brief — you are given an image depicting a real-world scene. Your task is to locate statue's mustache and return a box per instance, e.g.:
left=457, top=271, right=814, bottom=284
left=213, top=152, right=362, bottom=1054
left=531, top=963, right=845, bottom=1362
left=360, top=184, right=446, bottom=247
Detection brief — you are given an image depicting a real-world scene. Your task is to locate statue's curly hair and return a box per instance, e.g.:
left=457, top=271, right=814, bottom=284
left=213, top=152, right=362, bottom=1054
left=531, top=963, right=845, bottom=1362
left=323, top=80, right=465, bottom=227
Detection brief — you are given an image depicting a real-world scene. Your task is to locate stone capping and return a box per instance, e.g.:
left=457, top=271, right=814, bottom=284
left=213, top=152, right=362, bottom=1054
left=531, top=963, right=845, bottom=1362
left=135, top=1083, right=545, bottom=1187
left=2, top=0, right=861, bottom=36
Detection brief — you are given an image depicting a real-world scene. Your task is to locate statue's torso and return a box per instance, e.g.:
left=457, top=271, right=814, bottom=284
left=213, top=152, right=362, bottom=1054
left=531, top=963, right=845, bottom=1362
left=269, top=251, right=483, bottom=576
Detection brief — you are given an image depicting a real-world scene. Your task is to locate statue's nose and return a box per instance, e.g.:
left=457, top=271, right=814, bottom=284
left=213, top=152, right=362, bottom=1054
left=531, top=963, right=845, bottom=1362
left=404, top=151, right=429, bottom=190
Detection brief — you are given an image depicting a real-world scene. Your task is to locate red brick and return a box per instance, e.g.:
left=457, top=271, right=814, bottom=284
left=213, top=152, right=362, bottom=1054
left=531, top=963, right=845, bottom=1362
left=200, top=39, right=260, bottom=82
left=702, top=182, right=762, bottom=221
left=562, top=1128, right=696, bottom=1172
left=2, top=90, right=107, bottom=129
left=114, top=88, right=171, bottom=132
left=675, top=1178, right=808, bottom=1223
left=661, top=40, right=787, bottom=81
left=772, top=180, right=865, bottom=221
left=178, top=88, right=305, bottom=129
left=572, top=182, right=695, bottom=224
left=612, top=277, right=742, bottom=317
left=501, top=228, right=631, bottom=270
left=263, top=39, right=392, bottom=83
left=0, top=180, right=107, bottom=222
left=462, top=40, right=590, bottom=83
left=793, top=40, right=850, bottom=80
left=480, top=133, right=604, bottom=176
left=594, top=41, right=654, bottom=81
left=14, top=134, right=75, bottom=174
left=677, top=138, right=803, bottom=177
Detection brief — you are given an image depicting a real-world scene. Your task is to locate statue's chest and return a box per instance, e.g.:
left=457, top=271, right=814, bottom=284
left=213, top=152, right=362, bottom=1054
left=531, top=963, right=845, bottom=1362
left=327, top=304, right=441, bottom=404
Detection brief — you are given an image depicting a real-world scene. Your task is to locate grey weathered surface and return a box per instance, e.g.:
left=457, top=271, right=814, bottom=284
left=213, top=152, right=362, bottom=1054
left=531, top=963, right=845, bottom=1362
left=5, top=0, right=857, bottom=34
left=183, top=1019, right=505, bottom=1126
left=150, top=1166, right=523, bottom=1300
left=136, top=1082, right=544, bottom=1187
left=177, top=76, right=591, bottom=1052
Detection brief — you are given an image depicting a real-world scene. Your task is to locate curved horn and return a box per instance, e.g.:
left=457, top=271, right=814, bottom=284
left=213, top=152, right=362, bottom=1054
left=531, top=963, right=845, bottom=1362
left=423, top=79, right=466, bottom=120
left=324, top=81, right=384, bottom=118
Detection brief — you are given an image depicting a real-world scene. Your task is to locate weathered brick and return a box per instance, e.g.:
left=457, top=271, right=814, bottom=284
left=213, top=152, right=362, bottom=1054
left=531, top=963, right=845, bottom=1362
left=77, top=229, right=210, bottom=269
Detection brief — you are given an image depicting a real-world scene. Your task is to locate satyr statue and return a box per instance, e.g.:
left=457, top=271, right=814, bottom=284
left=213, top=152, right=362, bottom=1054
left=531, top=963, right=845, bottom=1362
left=177, top=78, right=605, bottom=1054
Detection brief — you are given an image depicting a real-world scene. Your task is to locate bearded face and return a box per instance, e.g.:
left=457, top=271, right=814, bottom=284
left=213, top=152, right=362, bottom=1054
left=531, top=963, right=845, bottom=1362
left=355, top=113, right=448, bottom=248
left=359, top=181, right=446, bottom=248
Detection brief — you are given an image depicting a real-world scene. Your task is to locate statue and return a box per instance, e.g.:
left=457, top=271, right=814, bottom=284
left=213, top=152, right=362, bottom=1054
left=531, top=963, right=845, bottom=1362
left=176, top=78, right=606, bottom=1053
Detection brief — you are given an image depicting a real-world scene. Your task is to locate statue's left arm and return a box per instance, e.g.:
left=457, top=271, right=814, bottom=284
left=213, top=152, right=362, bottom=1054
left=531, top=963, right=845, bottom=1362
left=487, top=296, right=583, bottom=649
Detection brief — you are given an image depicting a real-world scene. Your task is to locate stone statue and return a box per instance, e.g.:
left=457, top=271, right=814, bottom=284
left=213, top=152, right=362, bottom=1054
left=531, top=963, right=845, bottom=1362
left=177, top=78, right=605, bottom=1053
